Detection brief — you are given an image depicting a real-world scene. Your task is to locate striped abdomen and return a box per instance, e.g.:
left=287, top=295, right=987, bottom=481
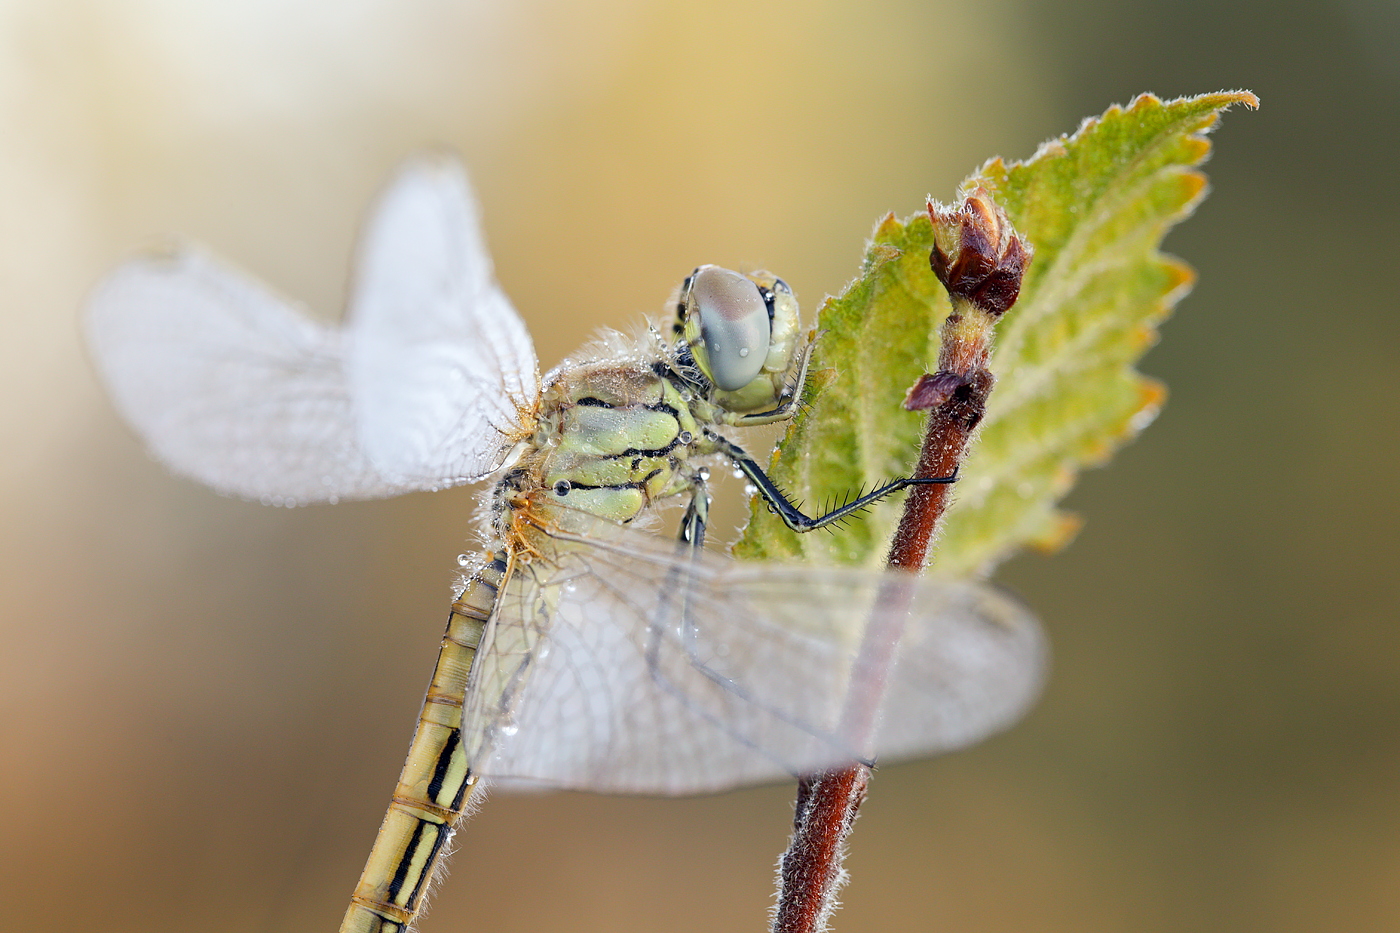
left=339, top=552, right=507, bottom=933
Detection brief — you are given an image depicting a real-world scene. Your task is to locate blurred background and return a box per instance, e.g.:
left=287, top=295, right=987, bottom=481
left=2, top=1, right=1396, bottom=931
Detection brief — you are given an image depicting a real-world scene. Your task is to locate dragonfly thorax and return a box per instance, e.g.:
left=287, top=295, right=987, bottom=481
left=511, top=360, right=705, bottom=529
left=487, top=267, right=809, bottom=547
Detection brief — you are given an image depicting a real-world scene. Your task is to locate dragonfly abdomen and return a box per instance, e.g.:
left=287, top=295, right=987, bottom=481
left=341, top=553, right=506, bottom=933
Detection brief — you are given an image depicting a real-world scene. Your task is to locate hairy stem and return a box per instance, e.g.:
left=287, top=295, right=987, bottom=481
left=771, top=189, right=1029, bottom=933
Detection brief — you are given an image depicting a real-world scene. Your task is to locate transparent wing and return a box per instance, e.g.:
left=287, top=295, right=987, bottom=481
left=85, top=246, right=401, bottom=503
left=465, top=516, right=1045, bottom=795
left=84, top=153, right=538, bottom=503
left=348, top=152, right=539, bottom=489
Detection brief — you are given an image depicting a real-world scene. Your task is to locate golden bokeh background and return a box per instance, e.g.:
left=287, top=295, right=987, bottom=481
left=2, top=1, right=1397, bottom=931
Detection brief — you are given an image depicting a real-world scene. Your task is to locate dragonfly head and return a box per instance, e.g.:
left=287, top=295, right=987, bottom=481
left=674, top=265, right=801, bottom=412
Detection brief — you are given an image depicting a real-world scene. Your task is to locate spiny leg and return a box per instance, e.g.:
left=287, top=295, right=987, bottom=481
left=702, top=429, right=957, bottom=533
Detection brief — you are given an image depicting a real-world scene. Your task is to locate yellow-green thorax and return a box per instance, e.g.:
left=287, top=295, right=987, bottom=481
left=503, top=359, right=703, bottom=529
left=491, top=266, right=806, bottom=550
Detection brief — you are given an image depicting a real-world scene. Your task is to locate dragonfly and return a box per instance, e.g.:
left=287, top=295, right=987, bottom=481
left=84, top=153, right=1045, bottom=933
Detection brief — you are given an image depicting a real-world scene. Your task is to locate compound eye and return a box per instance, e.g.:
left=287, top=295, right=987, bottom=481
left=685, top=266, right=770, bottom=391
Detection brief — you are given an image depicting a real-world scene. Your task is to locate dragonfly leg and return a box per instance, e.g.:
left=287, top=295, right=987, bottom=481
left=701, top=430, right=958, bottom=533
left=677, top=471, right=711, bottom=550
left=639, top=470, right=875, bottom=772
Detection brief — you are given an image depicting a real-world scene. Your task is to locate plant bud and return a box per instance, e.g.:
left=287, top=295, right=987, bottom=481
left=928, top=188, right=1031, bottom=316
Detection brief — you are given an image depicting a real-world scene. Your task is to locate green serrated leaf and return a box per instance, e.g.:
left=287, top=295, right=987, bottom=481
left=732, top=90, right=1257, bottom=577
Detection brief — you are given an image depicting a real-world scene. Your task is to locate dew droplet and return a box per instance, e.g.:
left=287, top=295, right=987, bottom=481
left=457, top=554, right=472, bottom=567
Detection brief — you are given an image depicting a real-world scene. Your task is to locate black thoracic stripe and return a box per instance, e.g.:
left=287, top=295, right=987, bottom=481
left=559, top=478, right=650, bottom=493
left=425, top=729, right=461, bottom=804
left=615, top=440, right=679, bottom=458
left=578, top=396, right=681, bottom=419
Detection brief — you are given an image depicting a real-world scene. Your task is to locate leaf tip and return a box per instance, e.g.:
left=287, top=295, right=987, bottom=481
left=1129, top=378, right=1168, bottom=434
left=1127, top=324, right=1159, bottom=352
left=1183, top=138, right=1214, bottom=168
left=872, top=211, right=902, bottom=239
left=1162, top=257, right=1197, bottom=296
left=1127, top=91, right=1166, bottom=113
left=1028, top=509, right=1084, bottom=555
left=974, top=155, right=1011, bottom=188
left=1215, top=89, right=1260, bottom=110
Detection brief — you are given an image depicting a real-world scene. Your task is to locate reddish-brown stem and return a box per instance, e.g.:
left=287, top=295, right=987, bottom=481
left=771, top=190, right=1028, bottom=933
left=772, top=768, right=869, bottom=933
left=888, top=367, right=994, bottom=571
left=770, top=368, right=992, bottom=933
